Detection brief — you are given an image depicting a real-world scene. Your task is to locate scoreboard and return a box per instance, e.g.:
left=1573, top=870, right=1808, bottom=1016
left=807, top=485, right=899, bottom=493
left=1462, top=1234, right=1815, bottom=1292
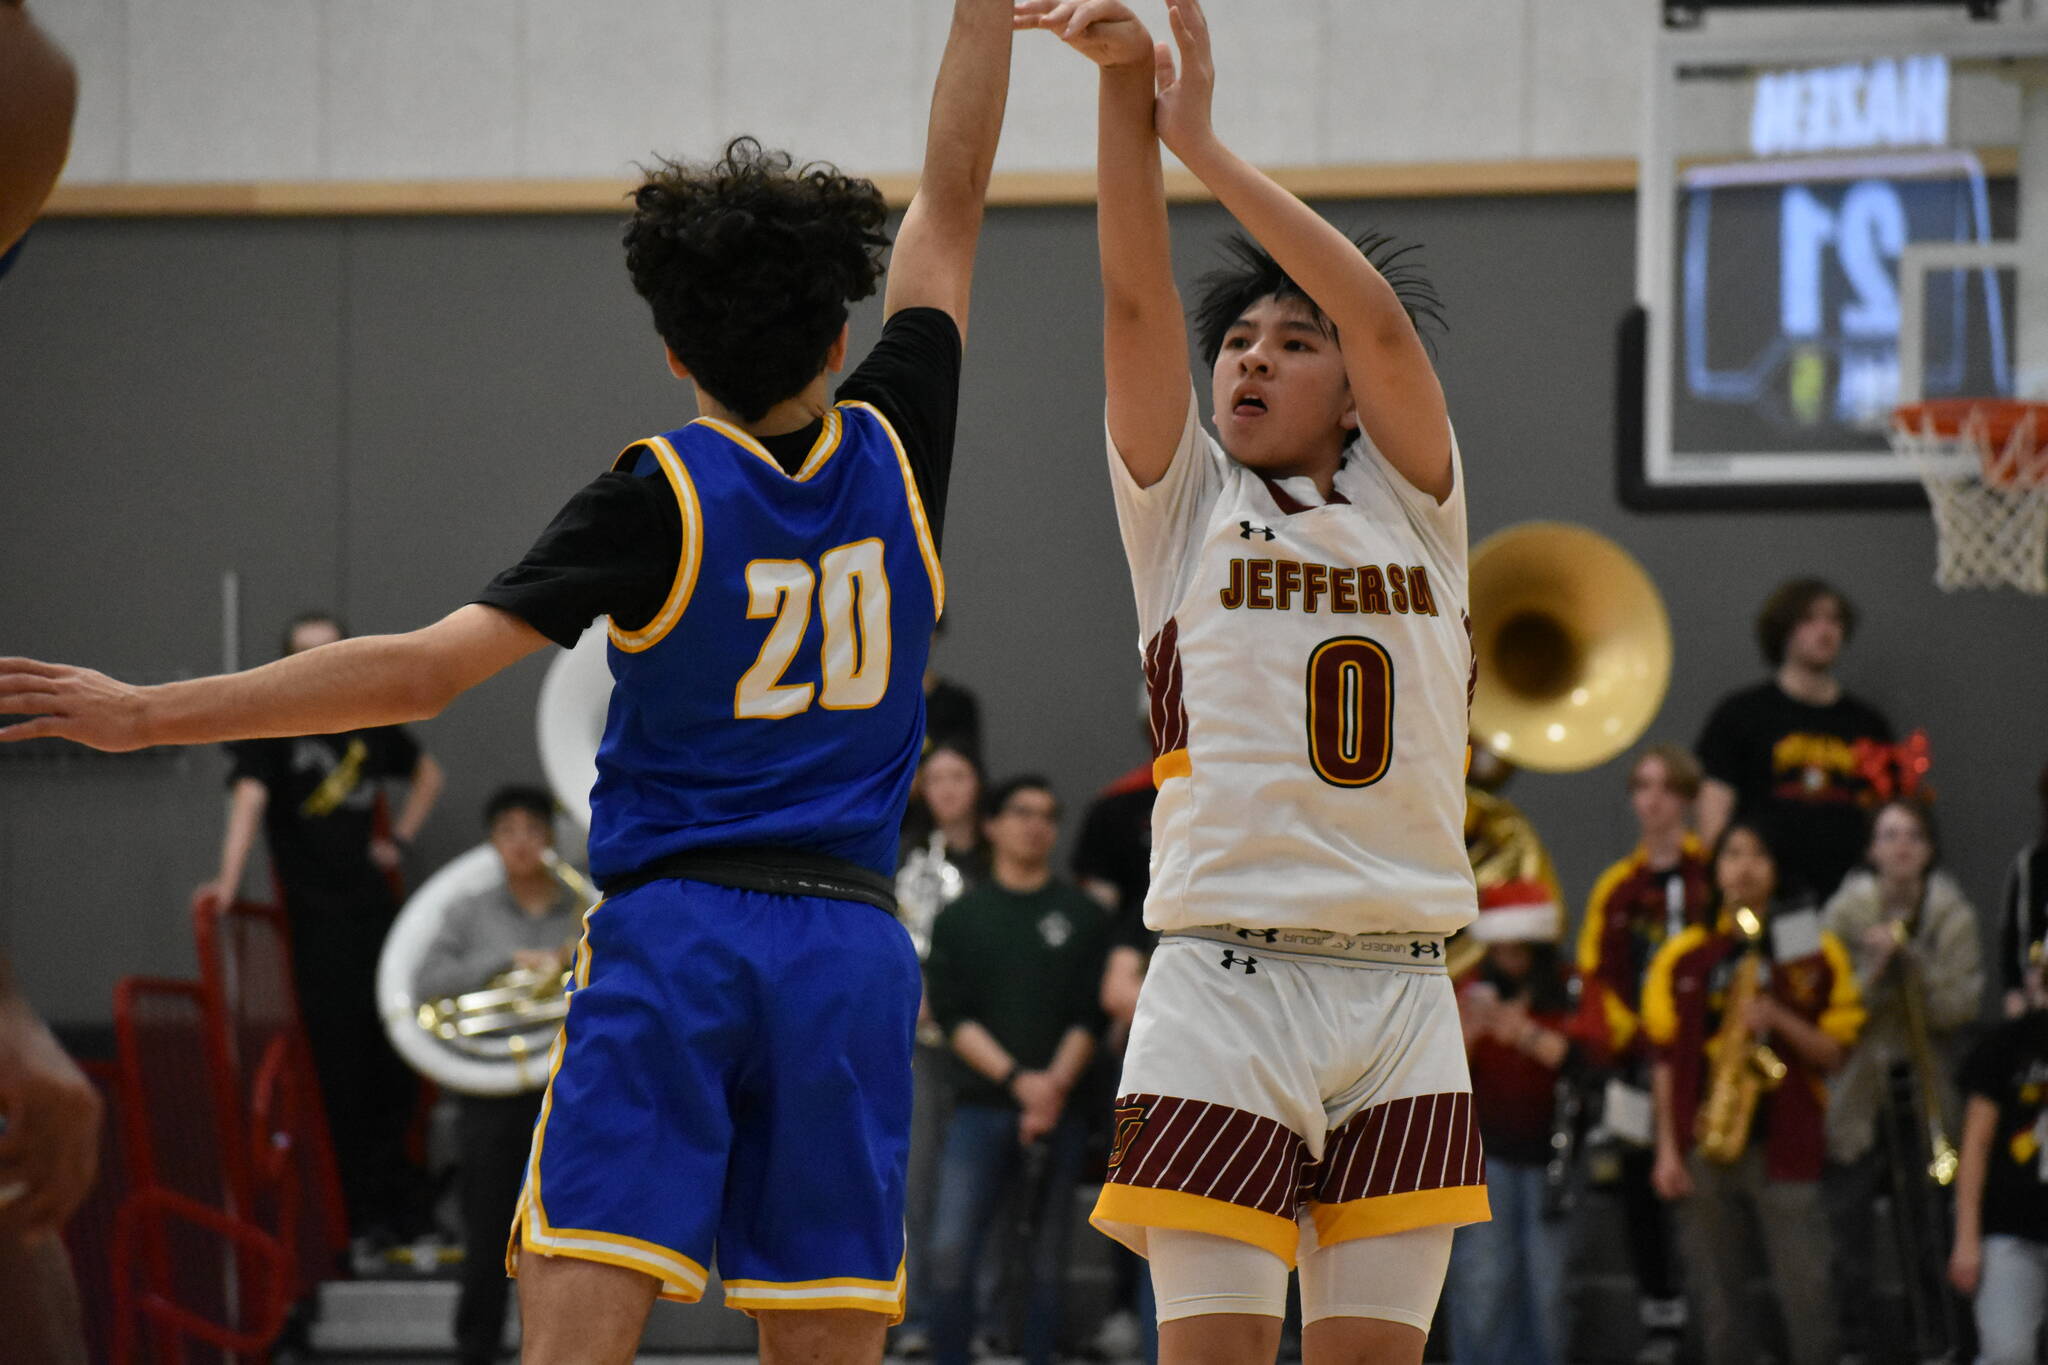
left=1632, top=23, right=2045, bottom=507
left=1676, top=149, right=2007, bottom=448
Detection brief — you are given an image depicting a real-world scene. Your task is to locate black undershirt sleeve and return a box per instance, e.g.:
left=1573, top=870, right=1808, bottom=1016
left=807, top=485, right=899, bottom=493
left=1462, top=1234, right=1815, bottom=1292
left=836, top=307, right=963, bottom=552
left=477, top=309, right=959, bottom=649
left=473, top=466, right=681, bottom=649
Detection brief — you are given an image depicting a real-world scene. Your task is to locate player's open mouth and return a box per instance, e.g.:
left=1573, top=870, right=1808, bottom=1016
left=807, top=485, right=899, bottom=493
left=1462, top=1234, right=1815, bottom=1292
left=1232, top=389, right=1268, bottom=418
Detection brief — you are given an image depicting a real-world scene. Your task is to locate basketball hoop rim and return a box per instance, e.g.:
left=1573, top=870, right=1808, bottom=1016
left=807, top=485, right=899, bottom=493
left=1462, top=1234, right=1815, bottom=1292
left=1892, top=400, right=2048, bottom=487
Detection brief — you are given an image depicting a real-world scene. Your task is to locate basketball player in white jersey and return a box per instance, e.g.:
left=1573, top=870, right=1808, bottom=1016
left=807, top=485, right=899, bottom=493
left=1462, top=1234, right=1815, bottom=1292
left=1015, top=3, right=1485, bottom=1361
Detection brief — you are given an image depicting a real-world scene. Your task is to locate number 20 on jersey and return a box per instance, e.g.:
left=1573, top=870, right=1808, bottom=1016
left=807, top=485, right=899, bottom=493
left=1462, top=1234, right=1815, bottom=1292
left=735, top=539, right=892, bottom=719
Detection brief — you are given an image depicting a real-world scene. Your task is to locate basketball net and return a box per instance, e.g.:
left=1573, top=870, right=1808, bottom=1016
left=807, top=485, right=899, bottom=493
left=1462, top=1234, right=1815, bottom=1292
left=1892, top=401, right=2048, bottom=595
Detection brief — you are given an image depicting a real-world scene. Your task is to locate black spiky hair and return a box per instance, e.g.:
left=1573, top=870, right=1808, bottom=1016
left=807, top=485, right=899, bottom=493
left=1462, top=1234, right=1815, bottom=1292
left=1190, top=231, right=1446, bottom=368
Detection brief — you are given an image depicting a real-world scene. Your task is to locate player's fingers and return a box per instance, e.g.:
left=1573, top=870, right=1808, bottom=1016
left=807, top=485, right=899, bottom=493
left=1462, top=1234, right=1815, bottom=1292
left=1011, top=0, right=1059, bottom=26
left=0, top=680, right=66, bottom=710
left=0, top=716, right=64, bottom=744
left=1172, top=0, right=1212, bottom=69
left=0, top=658, right=65, bottom=678
left=1153, top=39, right=1175, bottom=92
left=1164, top=1, right=1193, bottom=66
left=1060, top=1, right=1104, bottom=40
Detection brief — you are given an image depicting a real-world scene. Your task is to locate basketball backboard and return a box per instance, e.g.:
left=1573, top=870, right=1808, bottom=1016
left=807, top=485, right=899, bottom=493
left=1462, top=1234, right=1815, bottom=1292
left=1628, top=10, right=2048, bottom=508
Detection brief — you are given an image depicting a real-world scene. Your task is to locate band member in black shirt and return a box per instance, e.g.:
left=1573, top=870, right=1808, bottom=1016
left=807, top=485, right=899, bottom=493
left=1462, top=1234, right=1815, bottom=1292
left=198, top=611, right=446, bottom=1243
left=1694, top=579, right=1892, bottom=904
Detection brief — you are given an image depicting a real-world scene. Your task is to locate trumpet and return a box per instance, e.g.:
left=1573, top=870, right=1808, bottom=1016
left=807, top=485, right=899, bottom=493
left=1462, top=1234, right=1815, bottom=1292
left=1695, top=907, right=1789, bottom=1165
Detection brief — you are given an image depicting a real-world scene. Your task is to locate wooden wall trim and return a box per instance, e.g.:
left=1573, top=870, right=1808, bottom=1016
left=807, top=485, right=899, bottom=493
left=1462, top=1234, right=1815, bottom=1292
left=43, top=157, right=1644, bottom=218
left=39, top=149, right=2018, bottom=217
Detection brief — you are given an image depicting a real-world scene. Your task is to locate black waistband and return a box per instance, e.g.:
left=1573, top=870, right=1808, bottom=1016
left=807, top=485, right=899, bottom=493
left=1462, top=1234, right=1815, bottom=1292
left=601, top=845, right=897, bottom=913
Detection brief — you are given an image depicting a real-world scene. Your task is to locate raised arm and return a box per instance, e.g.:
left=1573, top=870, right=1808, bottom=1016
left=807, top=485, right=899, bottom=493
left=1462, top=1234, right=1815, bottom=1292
left=1018, top=0, right=1190, bottom=486
left=0, top=603, right=548, bottom=752
left=882, top=0, right=1015, bottom=340
left=1153, top=0, right=1452, bottom=501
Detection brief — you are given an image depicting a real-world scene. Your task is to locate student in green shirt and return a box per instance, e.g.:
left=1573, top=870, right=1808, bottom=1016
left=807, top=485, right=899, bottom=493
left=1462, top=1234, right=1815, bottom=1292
left=923, top=775, right=1110, bottom=1365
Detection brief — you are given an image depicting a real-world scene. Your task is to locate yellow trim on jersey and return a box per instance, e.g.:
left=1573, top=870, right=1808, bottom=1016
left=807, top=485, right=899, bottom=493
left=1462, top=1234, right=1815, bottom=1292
left=1817, top=930, right=1867, bottom=1047
left=1639, top=924, right=1710, bottom=1048
left=506, top=899, right=713, bottom=1305
left=1577, top=857, right=1635, bottom=978
left=1153, top=748, right=1192, bottom=785
left=839, top=400, right=944, bottom=620
left=722, top=1262, right=908, bottom=1321
left=1091, top=1183, right=1300, bottom=1267
left=1579, top=856, right=1641, bottom=1054
left=1308, top=1184, right=1492, bottom=1245
left=692, top=410, right=847, bottom=483
left=608, top=436, right=705, bottom=653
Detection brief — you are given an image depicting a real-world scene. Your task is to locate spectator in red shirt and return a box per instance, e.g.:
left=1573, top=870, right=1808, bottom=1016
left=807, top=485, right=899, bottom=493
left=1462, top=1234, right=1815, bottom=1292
left=1446, top=881, right=1580, bottom=1365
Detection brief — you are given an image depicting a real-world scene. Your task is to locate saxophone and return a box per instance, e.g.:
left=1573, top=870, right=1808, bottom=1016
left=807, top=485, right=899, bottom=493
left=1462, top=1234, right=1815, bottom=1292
left=1695, top=906, right=1790, bottom=1164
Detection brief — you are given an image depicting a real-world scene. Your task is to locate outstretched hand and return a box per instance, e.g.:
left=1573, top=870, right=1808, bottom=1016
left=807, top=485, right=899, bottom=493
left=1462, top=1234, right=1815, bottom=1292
left=0, top=658, right=149, bottom=752
left=1153, top=0, right=1216, bottom=158
left=1013, top=0, right=1153, bottom=71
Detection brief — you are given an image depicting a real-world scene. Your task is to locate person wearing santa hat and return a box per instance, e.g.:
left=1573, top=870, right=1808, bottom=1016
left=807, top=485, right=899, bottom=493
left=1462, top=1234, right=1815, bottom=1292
left=1444, top=879, right=1582, bottom=1365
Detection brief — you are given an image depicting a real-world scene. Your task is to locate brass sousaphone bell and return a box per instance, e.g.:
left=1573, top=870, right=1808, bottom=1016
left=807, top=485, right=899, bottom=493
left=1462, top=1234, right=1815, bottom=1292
left=1468, top=522, right=1672, bottom=774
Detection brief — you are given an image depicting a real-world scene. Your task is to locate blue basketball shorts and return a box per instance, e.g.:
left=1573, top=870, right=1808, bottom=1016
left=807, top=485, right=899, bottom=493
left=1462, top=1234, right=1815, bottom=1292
left=507, top=877, right=921, bottom=1318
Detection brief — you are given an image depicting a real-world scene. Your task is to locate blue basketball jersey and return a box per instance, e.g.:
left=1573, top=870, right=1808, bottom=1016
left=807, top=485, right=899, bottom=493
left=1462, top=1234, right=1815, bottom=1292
left=588, top=402, right=942, bottom=884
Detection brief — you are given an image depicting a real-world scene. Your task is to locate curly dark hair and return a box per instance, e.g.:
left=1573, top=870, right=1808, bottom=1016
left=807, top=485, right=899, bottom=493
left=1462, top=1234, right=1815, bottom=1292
left=623, top=137, right=891, bottom=422
left=1191, top=231, right=1445, bottom=369
left=1754, top=577, right=1856, bottom=667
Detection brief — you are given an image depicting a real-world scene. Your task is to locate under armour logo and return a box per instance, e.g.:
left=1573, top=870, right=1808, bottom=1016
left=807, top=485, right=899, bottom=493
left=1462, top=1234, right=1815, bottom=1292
left=1219, top=951, right=1259, bottom=974
left=1410, top=941, right=1442, bottom=959
left=1239, top=521, right=1275, bottom=541
left=1235, top=928, right=1279, bottom=944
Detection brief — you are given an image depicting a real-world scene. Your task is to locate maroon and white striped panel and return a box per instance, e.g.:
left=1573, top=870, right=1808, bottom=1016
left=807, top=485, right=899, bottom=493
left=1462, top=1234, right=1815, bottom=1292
left=1143, top=619, right=1189, bottom=760
left=1105, top=1093, right=1309, bottom=1220
left=1306, top=1092, right=1485, bottom=1206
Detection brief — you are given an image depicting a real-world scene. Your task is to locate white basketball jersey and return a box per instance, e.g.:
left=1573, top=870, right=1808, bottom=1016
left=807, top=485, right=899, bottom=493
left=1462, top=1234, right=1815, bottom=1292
left=1110, top=393, right=1478, bottom=938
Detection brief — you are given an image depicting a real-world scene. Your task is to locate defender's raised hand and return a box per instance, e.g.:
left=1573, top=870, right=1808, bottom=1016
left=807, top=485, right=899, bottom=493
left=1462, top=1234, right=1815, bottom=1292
left=1154, top=0, right=1217, bottom=158
left=0, top=659, right=148, bottom=752
left=1013, top=0, right=1153, bottom=70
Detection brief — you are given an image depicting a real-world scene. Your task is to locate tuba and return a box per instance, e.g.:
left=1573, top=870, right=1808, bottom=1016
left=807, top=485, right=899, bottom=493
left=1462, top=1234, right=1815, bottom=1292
left=377, top=625, right=611, bottom=1095
left=1467, top=522, right=1672, bottom=774
left=1695, top=907, right=1789, bottom=1164
left=1448, top=522, right=1670, bottom=984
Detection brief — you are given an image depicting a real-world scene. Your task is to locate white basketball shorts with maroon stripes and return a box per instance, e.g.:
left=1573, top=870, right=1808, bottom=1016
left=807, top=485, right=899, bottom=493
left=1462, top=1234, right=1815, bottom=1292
left=1092, top=931, right=1491, bottom=1267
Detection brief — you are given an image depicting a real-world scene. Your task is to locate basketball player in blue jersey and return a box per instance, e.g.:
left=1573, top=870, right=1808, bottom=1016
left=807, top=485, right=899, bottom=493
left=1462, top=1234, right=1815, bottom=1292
left=0, top=4, right=1015, bottom=1359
